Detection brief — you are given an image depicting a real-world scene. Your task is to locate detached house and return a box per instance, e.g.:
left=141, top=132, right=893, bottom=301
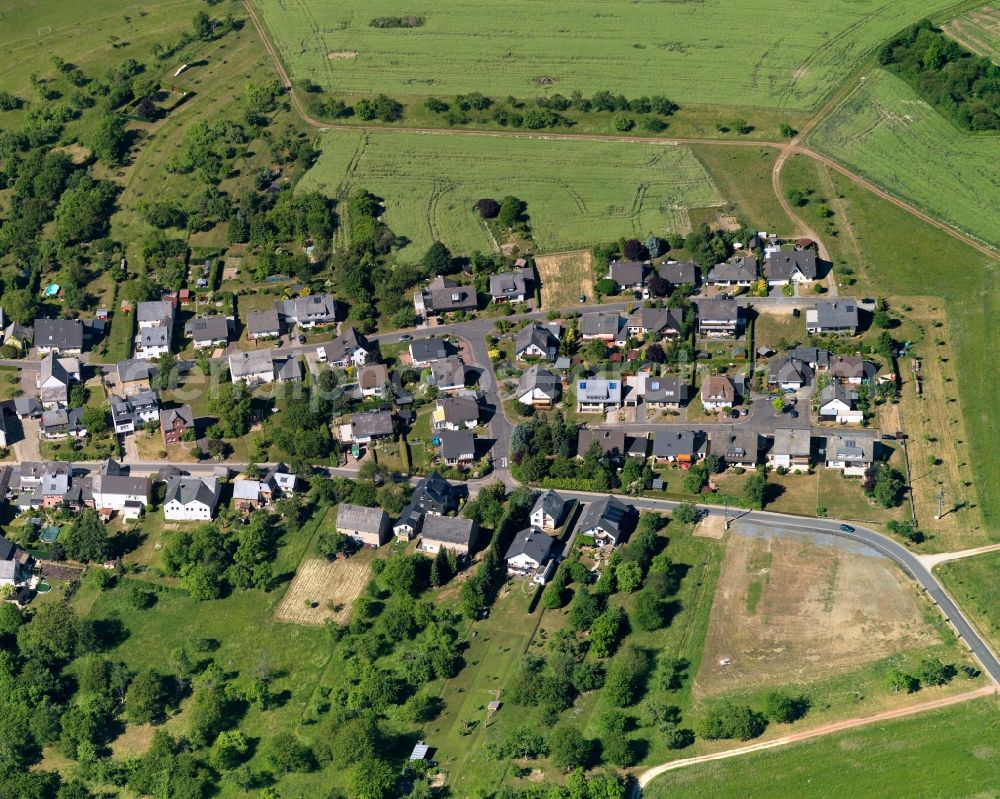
left=440, top=429, right=476, bottom=466
left=652, top=429, right=707, bottom=465
left=137, top=300, right=176, bottom=331
left=350, top=410, right=395, bottom=444
left=829, top=356, right=870, bottom=385
left=707, top=255, right=757, bottom=287
left=229, top=351, right=302, bottom=386
left=358, top=363, right=391, bottom=398
left=517, top=366, right=561, bottom=408
left=135, top=326, right=171, bottom=360
left=580, top=312, right=622, bottom=343
left=657, top=261, right=699, bottom=289
left=246, top=309, right=282, bottom=340
left=825, top=433, right=874, bottom=476
left=88, top=474, right=152, bottom=514
left=578, top=495, right=636, bottom=547
left=505, top=527, right=557, bottom=583
left=764, top=251, right=819, bottom=285
left=697, top=299, right=742, bottom=337
left=409, top=338, right=450, bottom=367
left=624, top=306, right=684, bottom=340
left=609, top=260, right=646, bottom=292
left=0, top=535, right=34, bottom=588
left=393, top=471, right=461, bottom=540
left=336, top=503, right=390, bottom=547
left=184, top=317, right=231, bottom=349
left=110, top=391, right=160, bottom=434
left=163, top=476, right=221, bottom=521
left=419, top=515, right=479, bottom=559
left=116, top=359, right=152, bottom=396
left=577, top=428, right=627, bottom=461
left=806, top=300, right=859, bottom=335
left=818, top=383, right=863, bottom=424
left=430, top=356, right=466, bottom=393
left=716, top=430, right=761, bottom=469
left=700, top=375, right=736, bottom=410
left=159, top=405, right=195, bottom=445
left=576, top=378, right=623, bottom=414
left=432, top=395, right=479, bottom=431
left=41, top=408, right=86, bottom=439
left=515, top=324, right=559, bottom=361
left=416, top=276, right=478, bottom=319
left=530, top=489, right=570, bottom=531
left=37, top=354, right=78, bottom=410
left=34, top=319, right=84, bottom=355
left=628, top=372, right=687, bottom=410
left=327, top=327, right=376, bottom=367
left=232, top=479, right=275, bottom=513
left=769, top=428, right=811, bottom=471
left=768, top=355, right=812, bottom=391
left=277, top=294, right=339, bottom=329
left=489, top=266, right=533, bottom=303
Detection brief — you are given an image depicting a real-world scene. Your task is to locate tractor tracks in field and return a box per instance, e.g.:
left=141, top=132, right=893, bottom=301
left=243, top=0, right=1000, bottom=266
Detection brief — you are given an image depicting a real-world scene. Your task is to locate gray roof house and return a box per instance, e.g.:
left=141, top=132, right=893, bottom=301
left=229, top=351, right=301, bottom=384
left=440, top=428, right=476, bottom=465
left=430, top=356, right=466, bottom=392
left=578, top=495, right=636, bottom=546
left=41, top=408, right=86, bottom=439
left=529, top=489, right=570, bottom=531
left=577, top=428, right=627, bottom=460
left=163, top=476, right=221, bottom=520
left=789, top=347, right=832, bottom=371
left=707, top=255, right=757, bottom=286
left=818, top=383, right=863, bottom=424
left=393, top=471, right=461, bottom=539
left=432, top=395, right=480, bottom=431
left=326, top=327, right=375, bottom=367
left=518, top=365, right=561, bottom=408
left=111, top=391, right=159, bottom=434
left=116, top=358, right=152, bottom=394
left=246, top=309, right=281, bottom=339
left=505, top=527, right=557, bottom=582
left=277, top=294, right=339, bottom=328
left=576, top=378, right=622, bottom=413
left=825, top=433, right=875, bottom=475
left=350, top=410, right=395, bottom=444
left=764, top=251, right=819, bottom=285
left=37, top=353, right=75, bottom=409
left=657, top=261, right=699, bottom=287
left=136, top=300, right=175, bottom=329
left=580, top=312, right=622, bottom=341
left=633, top=372, right=688, bottom=409
left=697, top=298, right=743, bottom=337
left=419, top=514, right=479, bottom=557
left=184, top=316, right=231, bottom=349
left=715, top=430, right=761, bottom=468
left=609, top=259, right=645, bottom=290
left=515, top=324, right=559, bottom=361
left=34, top=319, right=84, bottom=354
left=336, top=503, right=391, bottom=547
left=625, top=306, right=684, bottom=339
left=768, top=355, right=812, bottom=389
left=489, top=267, right=533, bottom=303
left=769, top=428, right=812, bottom=470
left=419, top=276, right=478, bottom=317
left=806, top=300, right=859, bottom=335
left=409, top=338, right=450, bottom=366
left=652, top=429, right=707, bottom=463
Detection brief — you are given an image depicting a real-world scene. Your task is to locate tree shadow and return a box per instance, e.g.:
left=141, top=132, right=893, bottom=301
left=85, top=616, right=130, bottom=651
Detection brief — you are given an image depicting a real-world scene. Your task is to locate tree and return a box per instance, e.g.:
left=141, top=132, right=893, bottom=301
left=430, top=546, right=455, bottom=586
left=16, top=602, right=82, bottom=667
left=475, top=198, right=500, bottom=219
left=886, top=669, right=919, bottom=693
left=126, top=669, right=167, bottom=724
left=498, top=195, right=527, bottom=229
left=683, top=467, right=706, bottom=494
left=542, top=563, right=570, bottom=609
left=602, top=736, right=635, bottom=767
left=611, top=114, right=634, bottom=132
left=549, top=724, right=590, bottom=769
left=150, top=352, right=179, bottom=391
left=193, top=10, right=214, bottom=39
left=673, top=502, right=699, bottom=524
left=623, top=239, right=647, bottom=261
left=264, top=732, right=314, bottom=773
left=421, top=240, right=452, bottom=276
left=919, top=657, right=955, bottom=686
left=90, top=113, right=127, bottom=165
left=352, top=756, right=396, bottom=799
left=499, top=726, right=548, bottom=759
left=211, top=730, right=250, bottom=771
left=762, top=691, right=809, bottom=723
left=187, top=686, right=226, bottom=747
left=645, top=233, right=663, bottom=258
left=697, top=702, right=767, bottom=740
left=209, top=382, right=253, bottom=438
left=631, top=589, right=665, bottom=631
left=590, top=607, right=628, bottom=658
left=568, top=587, right=600, bottom=631
left=615, top=561, right=643, bottom=593
left=1, top=288, right=37, bottom=325
left=63, top=509, right=109, bottom=563
left=82, top=405, right=109, bottom=437
left=745, top=471, right=768, bottom=509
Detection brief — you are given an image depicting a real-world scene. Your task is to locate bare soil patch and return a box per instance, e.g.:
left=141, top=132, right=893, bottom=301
left=328, top=50, right=358, bottom=60
left=274, top=556, right=371, bottom=625
left=694, top=514, right=726, bottom=539
left=536, top=249, right=594, bottom=308
left=52, top=143, right=92, bottom=164
left=695, top=526, right=938, bottom=697
left=110, top=724, right=155, bottom=759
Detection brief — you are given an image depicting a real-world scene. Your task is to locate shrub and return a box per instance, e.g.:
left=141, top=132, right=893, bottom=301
left=697, top=702, right=767, bottom=740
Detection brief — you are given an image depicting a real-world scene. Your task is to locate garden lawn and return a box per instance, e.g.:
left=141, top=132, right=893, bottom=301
left=298, top=129, right=723, bottom=257
left=644, top=695, right=1000, bottom=799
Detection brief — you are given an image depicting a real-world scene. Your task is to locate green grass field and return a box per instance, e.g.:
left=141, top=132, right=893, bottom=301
left=808, top=69, right=1000, bottom=250
left=298, top=129, right=723, bottom=256
left=252, top=0, right=958, bottom=111
left=779, top=151, right=1000, bottom=536
left=644, top=696, right=1000, bottom=799
left=938, top=553, right=1000, bottom=657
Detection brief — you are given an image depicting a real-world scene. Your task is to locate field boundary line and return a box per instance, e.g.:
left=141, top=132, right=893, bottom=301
left=635, top=685, right=996, bottom=791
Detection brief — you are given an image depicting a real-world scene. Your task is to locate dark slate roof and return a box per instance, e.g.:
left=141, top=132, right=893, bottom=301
left=517, top=365, right=561, bottom=397
left=246, top=309, right=281, bottom=335
left=327, top=326, right=372, bottom=363
left=581, top=311, right=622, bottom=338
left=697, top=298, right=741, bottom=323
left=652, top=429, right=706, bottom=459
left=530, top=489, right=569, bottom=525
left=813, top=300, right=859, bottom=329
left=164, top=476, right=219, bottom=507
left=515, top=324, right=559, bottom=356
left=395, top=471, right=459, bottom=529
left=159, top=406, right=195, bottom=430
left=34, top=318, right=84, bottom=350
left=351, top=410, right=395, bottom=437
left=409, top=338, right=450, bottom=363
left=707, top=255, right=757, bottom=283
left=578, top=495, right=635, bottom=543
left=504, top=526, right=555, bottom=564
left=421, top=514, right=477, bottom=546
left=577, top=428, right=626, bottom=458
left=657, top=261, right=699, bottom=286
left=117, top=359, right=152, bottom=383
left=764, top=250, right=818, bottom=281
left=440, top=429, right=475, bottom=460
left=185, top=316, right=230, bottom=342
left=609, top=260, right=645, bottom=286
left=336, top=503, right=388, bottom=535
left=438, top=395, right=479, bottom=425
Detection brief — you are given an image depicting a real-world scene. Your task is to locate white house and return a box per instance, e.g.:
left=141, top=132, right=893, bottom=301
left=517, top=366, right=561, bottom=408
left=135, top=326, right=171, bottom=360
left=163, top=476, right=221, bottom=521
left=825, top=434, right=874, bottom=476
left=818, top=384, right=863, bottom=425
left=504, top=527, right=557, bottom=584
left=529, top=489, right=570, bottom=531
left=89, top=475, right=152, bottom=511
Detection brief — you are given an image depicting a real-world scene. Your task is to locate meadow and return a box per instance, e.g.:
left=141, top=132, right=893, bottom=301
left=644, top=696, right=1000, bottom=799
left=938, top=553, right=1000, bottom=659
left=251, top=0, right=959, bottom=111
left=808, top=69, right=1000, bottom=250
left=298, top=129, right=723, bottom=256
left=778, top=151, right=1000, bottom=539
left=943, top=5, right=1000, bottom=61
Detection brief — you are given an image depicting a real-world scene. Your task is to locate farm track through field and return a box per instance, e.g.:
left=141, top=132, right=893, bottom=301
left=244, top=0, right=1000, bottom=265
left=635, top=685, right=996, bottom=793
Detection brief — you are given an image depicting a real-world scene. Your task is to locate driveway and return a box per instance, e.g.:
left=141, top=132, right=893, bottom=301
left=13, top=418, right=41, bottom=461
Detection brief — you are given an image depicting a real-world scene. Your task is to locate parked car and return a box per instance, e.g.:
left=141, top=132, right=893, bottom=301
left=579, top=293, right=587, bottom=303
left=881, top=433, right=896, bottom=440
left=741, top=408, right=749, bottom=416
left=839, top=524, right=855, bottom=533
left=400, top=334, right=413, bottom=341
left=297, top=335, right=306, bottom=344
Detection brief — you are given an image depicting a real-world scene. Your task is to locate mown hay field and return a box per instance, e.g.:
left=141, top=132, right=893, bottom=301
left=943, top=5, right=1000, bottom=61
left=298, top=129, right=722, bottom=256
left=252, top=0, right=958, bottom=110
left=808, top=69, right=1000, bottom=250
